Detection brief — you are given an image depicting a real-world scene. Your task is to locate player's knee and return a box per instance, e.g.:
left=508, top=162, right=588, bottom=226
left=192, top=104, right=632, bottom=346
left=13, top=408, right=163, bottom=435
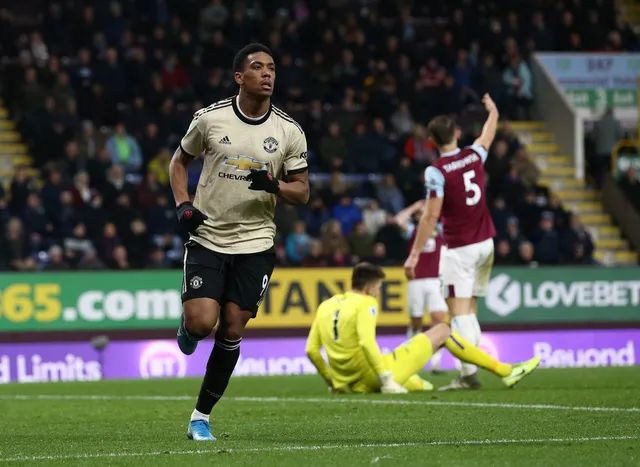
left=430, top=311, right=447, bottom=325
left=184, top=314, right=215, bottom=338
left=183, top=299, right=219, bottom=337
left=426, top=322, right=451, bottom=348
left=218, top=303, right=252, bottom=340
left=215, top=318, right=245, bottom=341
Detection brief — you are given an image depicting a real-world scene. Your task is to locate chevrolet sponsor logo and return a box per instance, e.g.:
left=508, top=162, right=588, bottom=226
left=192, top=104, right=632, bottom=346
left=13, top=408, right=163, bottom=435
left=218, top=173, right=250, bottom=180
left=223, top=155, right=268, bottom=171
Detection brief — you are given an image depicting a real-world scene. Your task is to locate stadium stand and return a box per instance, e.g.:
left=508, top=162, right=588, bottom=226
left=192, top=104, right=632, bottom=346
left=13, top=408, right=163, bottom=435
left=0, top=0, right=637, bottom=271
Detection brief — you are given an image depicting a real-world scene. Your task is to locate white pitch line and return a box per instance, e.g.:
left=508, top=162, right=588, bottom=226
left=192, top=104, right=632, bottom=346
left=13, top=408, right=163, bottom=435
left=0, top=394, right=193, bottom=401
left=0, top=394, right=639, bottom=413
left=231, top=396, right=640, bottom=413
left=0, top=436, right=637, bottom=463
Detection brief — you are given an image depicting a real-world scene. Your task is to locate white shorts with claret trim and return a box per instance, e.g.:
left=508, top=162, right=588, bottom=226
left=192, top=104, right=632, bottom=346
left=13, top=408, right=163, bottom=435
left=441, top=238, right=494, bottom=298
left=407, top=278, right=448, bottom=318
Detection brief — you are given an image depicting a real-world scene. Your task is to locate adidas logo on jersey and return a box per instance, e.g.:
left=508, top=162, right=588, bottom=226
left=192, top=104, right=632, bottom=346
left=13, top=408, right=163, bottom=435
left=219, top=136, right=231, bottom=145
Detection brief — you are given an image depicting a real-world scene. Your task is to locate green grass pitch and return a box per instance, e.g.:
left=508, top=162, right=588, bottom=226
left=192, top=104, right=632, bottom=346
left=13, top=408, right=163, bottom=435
left=0, top=367, right=639, bottom=466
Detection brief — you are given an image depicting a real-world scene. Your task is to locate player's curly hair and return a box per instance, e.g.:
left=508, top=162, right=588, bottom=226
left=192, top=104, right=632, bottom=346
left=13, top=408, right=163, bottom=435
left=233, top=43, right=274, bottom=72
left=351, top=262, right=386, bottom=290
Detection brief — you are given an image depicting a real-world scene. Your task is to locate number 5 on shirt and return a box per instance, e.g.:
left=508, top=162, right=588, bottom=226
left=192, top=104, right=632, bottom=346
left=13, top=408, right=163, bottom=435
left=463, top=170, right=481, bottom=206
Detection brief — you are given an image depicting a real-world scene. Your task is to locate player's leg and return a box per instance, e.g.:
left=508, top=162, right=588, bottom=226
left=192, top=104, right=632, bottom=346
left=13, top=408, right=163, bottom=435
left=467, top=241, right=541, bottom=387
left=428, top=312, right=446, bottom=373
left=470, top=238, right=494, bottom=347
left=420, top=321, right=532, bottom=384
left=385, top=324, right=449, bottom=391
left=178, top=242, right=225, bottom=355
left=180, top=243, right=227, bottom=441
left=426, top=279, right=448, bottom=374
left=190, top=247, right=276, bottom=432
left=442, top=330, right=540, bottom=388
left=389, top=317, right=539, bottom=391
left=406, top=279, right=426, bottom=338
left=439, top=244, right=482, bottom=389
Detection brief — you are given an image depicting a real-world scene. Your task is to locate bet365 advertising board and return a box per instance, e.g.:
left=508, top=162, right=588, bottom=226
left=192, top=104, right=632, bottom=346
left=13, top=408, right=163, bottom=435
left=0, top=268, right=639, bottom=331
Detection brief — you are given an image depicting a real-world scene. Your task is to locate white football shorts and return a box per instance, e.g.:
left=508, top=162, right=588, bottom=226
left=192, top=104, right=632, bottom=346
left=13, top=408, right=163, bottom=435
left=441, top=238, right=494, bottom=298
left=407, top=277, right=448, bottom=318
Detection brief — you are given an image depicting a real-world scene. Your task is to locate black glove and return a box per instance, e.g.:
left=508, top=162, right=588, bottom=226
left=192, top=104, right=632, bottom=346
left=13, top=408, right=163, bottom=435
left=247, top=169, right=280, bottom=194
left=176, top=201, right=208, bottom=233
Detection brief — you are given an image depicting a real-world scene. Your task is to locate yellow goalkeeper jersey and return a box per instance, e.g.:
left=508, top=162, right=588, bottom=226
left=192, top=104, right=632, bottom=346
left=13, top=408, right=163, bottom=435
left=305, top=291, right=386, bottom=392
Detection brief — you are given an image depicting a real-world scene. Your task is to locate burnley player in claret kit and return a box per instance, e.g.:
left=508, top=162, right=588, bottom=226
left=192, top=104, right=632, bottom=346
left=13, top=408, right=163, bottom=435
left=169, top=43, right=309, bottom=441
left=404, top=94, right=539, bottom=390
left=393, top=201, right=447, bottom=374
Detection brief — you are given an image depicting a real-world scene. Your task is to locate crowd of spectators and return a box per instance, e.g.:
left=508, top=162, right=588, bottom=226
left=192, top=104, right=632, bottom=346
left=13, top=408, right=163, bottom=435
left=0, top=0, right=635, bottom=271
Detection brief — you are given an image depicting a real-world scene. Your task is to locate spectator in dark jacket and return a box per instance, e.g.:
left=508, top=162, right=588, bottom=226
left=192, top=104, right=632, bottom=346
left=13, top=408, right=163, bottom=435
left=305, top=198, right=331, bottom=238
left=94, top=222, right=121, bottom=267
left=9, top=167, right=35, bottom=215
left=494, top=239, right=518, bottom=265
left=45, top=245, right=71, bottom=270
left=1, top=218, right=36, bottom=271
left=319, top=122, right=349, bottom=171
left=22, top=193, right=48, bottom=235
left=145, top=194, right=176, bottom=236
left=533, top=212, right=559, bottom=265
left=562, top=214, right=596, bottom=264
left=490, top=196, right=514, bottom=236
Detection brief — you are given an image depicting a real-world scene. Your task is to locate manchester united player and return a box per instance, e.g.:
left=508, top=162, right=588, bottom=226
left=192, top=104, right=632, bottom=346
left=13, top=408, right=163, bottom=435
left=404, top=94, right=539, bottom=390
left=393, top=200, right=447, bottom=373
left=170, top=43, right=309, bottom=440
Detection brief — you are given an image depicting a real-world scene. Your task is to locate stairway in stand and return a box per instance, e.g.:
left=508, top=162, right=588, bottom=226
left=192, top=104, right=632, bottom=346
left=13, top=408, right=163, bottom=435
left=0, top=100, right=37, bottom=185
left=509, top=121, right=638, bottom=266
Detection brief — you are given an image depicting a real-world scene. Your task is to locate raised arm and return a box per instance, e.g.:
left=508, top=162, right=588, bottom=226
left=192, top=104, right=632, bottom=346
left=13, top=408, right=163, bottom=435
left=393, top=200, right=424, bottom=231
left=473, top=94, right=500, bottom=153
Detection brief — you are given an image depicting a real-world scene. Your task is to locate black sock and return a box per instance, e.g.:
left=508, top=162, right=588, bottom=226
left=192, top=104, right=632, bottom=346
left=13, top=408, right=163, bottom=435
left=195, top=337, right=241, bottom=414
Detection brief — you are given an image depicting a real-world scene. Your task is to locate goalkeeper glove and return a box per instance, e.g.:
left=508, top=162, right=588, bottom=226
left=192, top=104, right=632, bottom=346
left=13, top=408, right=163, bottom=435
left=324, top=377, right=345, bottom=394
left=378, top=371, right=408, bottom=394
left=176, top=201, right=208, bottom=233
left=247, top=169, right=280, bottom=194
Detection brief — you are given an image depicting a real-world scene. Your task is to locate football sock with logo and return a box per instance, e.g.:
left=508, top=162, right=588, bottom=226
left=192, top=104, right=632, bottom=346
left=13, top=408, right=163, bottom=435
left=194, top=337, right=242, bottom=415
left=450, top=314, right=479, bottom=376
left=446, top=331, right=512, bottom=377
